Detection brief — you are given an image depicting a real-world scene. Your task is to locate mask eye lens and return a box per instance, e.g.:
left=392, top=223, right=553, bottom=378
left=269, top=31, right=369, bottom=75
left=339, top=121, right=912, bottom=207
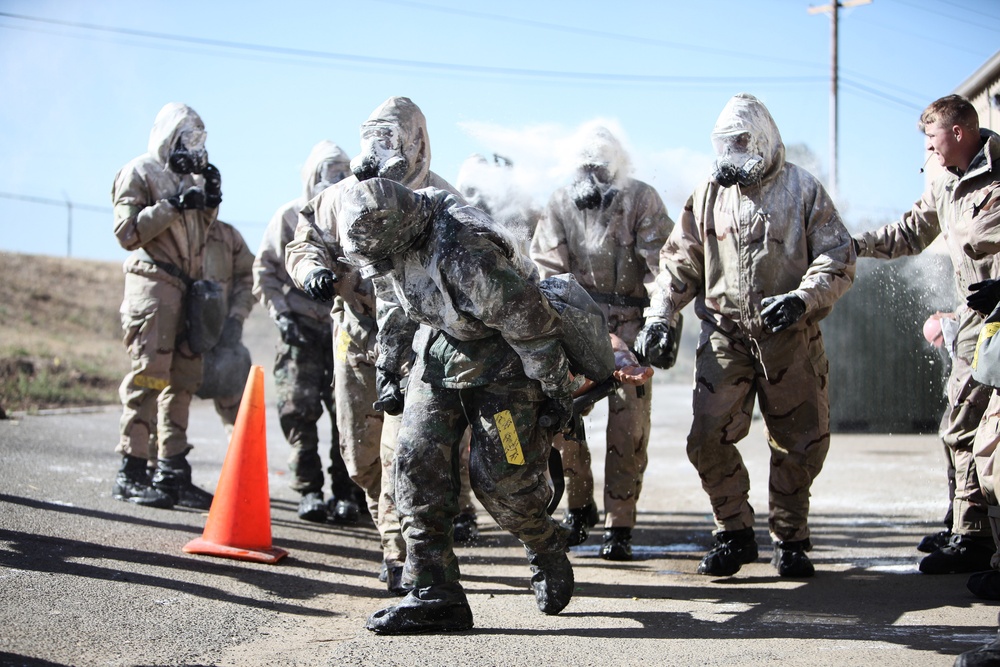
left=180, top=129, right=206, bottom=151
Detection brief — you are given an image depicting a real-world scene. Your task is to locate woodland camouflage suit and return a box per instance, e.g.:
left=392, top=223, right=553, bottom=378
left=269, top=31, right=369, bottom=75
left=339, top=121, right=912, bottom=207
left=342, top=180, right=576, bottom=591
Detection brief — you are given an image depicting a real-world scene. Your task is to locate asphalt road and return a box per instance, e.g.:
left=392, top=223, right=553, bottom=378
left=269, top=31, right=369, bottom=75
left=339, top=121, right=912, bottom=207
left=1, top=381, right=996, bottom=667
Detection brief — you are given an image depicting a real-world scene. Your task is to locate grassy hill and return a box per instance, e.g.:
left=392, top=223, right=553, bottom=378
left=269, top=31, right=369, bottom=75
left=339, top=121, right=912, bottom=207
left=0, top=251, right=278, bottom=416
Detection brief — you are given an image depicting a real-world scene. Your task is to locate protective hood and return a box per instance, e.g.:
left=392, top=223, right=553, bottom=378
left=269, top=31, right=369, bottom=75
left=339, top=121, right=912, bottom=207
left=337, top=177, right=432, bottom=277
left=711, top=93, right=785, bottom=182
left=354, top=96, right=431, bottom=188
left=300, top=140, right=351, bottom=200
left=570, top=126, right=631, bottom=209
left=147, top=102, right=206, bottom=167
left=576, top=126, right=630, bottom=184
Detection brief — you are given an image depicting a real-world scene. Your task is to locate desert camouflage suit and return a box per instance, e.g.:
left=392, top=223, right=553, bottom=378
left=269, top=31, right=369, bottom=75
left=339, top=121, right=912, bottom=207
left=370, top=186, right=575, bottom=587
left=856, top=129, right=1000, bottom=543
left=252, top=141, right=355, bottom=500
left=531, top=128, right=673, bottom=528
left=285, top=98, right=461, bottom=568
left=113, top=103, right=224, bottom=460
left=647, top=95, right=855, bottom=543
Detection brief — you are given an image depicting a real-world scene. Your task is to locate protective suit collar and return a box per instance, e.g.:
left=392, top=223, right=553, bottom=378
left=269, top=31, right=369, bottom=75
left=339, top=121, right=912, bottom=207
left=148, top=103, right=207, bottom=169
left=710, top=93, right=785, bottom=187
left=301, top=140, right=350, bottom=199
left=351, top=96, right=431, bottom=187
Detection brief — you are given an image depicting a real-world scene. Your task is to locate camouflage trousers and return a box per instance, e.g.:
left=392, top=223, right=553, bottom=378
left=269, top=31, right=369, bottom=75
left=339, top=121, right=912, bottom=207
left=942, top=352, right=991, bottom=538
left=554, top=382, right=652, bottom=528
left=334, top=324, right=405, bottom=567
left=117, top=270, right=202, bottom=460
left=688, top=323, right=832, bottom=543
left=973, top=390, right=1000, bottom=568
left=396, top=365, right=565, bottom=587
left=273, top=319, right=352, bottom=499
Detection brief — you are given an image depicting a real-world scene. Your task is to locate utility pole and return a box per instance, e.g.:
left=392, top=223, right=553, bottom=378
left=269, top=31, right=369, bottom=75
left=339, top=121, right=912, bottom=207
left=808, top=0, right=871, bottom=202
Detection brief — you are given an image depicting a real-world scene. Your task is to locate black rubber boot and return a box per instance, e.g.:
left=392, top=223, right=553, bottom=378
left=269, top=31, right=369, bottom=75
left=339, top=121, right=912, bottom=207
left=152, top=453, right=214, bottom=510
left=562, top=503, right=598, bottom=547
left=297, top=491, right=327, bottom=523
left=955, top=634, right=1000, bottom=667
left=453, top=512, right=479, bottom=543
left=329, top=497, right=360, bottom=524
left=600, top=527, right=633, bottom=561
left=365, top=582, right=473, bottom=635
left=917, top=529, right=952, bottom=554
left=920, top=534, right=995, bottom=575
left=697, top=527, right=758, bottom=576
left=771, top=538, right=815, bottom=578
left=968, top=571, right=1000, bottom=600
left=526, top=544, right=574, bottom=615
left=112, top=455, right=174, bottom=509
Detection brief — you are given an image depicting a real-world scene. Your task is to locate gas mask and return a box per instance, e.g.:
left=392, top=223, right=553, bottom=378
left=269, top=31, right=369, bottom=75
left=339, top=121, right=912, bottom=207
left=167, top=128, right=208, bottom=175
left=571, top=164, right=617, bottom=210
left=711, top=132, right=764, bottom=187
left=351, top=124, right=408, bottom=182
left=310, top=159, right=352, bottom=199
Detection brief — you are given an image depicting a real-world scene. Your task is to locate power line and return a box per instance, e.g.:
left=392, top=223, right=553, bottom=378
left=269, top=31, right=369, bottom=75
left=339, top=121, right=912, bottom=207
left=370, top=0, right=830, bottom=72
left=0, top=191, right=109, bottom=213
left=888, top=0, right=1000, bottom=32
left=0, top=11, right=826, bottom=88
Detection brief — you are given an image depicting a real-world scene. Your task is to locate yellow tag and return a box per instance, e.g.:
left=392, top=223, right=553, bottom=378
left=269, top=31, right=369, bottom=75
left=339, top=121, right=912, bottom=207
left=494, top=410, right=525, bottom=465
left=336, top=328, right=352, bottom=362
left=973, top=322, right=1000, bottom=369
left=133, top=374, right=168, bottom=391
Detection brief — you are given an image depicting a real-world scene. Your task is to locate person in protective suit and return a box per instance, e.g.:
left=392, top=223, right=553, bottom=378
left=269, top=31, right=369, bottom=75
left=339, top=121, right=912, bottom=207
left=338, top=178, right=577, bottom=635
left=285, top=97, right=461, bottom=594
left=853, top=95, right=1000, bottom=580
left=531, top=126, right=673, bottom=560
left=252, top=140, right=362, bottom=523
left=111, top=102, right=225, bottom=509
left=637, top=93, right=855, bottom=578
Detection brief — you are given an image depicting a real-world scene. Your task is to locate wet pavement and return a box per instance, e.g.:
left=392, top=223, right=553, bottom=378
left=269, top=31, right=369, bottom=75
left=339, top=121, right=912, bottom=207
left=0, top=381, right=995, bottom=667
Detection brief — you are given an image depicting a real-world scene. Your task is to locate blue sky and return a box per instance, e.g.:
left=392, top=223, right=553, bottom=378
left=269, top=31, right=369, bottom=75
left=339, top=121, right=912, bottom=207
left=1, top=0, right=998, bottom=262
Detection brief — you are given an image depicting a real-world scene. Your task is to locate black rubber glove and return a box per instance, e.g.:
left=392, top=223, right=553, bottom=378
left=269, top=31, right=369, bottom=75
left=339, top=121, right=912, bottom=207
left=761, top=293, right=806, bottom=333
left=218, top=316, right=243, bottom=347
left=168, top=186, right=207, bottom=211
left=539, top=393, right=574, bottom=433
left=303, top=267, right=336, bottom=302
left=968, top=280, right=1000, bottom=315
left=634, top=320, right=676, bottom=369
left=202, top=163, right=222, bottom=208
left=275, top=312, right=310, bottom=346
left=373, top=369, right=404, bottom=416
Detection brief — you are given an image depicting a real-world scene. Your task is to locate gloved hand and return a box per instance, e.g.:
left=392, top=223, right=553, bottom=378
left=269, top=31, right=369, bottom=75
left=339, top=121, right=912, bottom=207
left=968, top=279, right=1000, bottom=315
left=634, top=319, right=676, bottom=369
left=761, top=293, right=806, bottom=333
left=373, top=369, right=404, bottom=415
left=202, top=163, right=222, bottom=208
left=540, top=393, right=574, bottom=433
left=275, top=312, right=310, bottom=346
left=168, top=186, right=207, bottom=211
left=303, top=267, right=336, bottom=302
left=218, top=316, right=243, bottom=347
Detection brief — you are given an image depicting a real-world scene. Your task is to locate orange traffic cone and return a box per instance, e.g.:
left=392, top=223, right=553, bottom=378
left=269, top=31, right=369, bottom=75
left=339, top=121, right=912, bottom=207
left=183, top=365, right=288, bottom=564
